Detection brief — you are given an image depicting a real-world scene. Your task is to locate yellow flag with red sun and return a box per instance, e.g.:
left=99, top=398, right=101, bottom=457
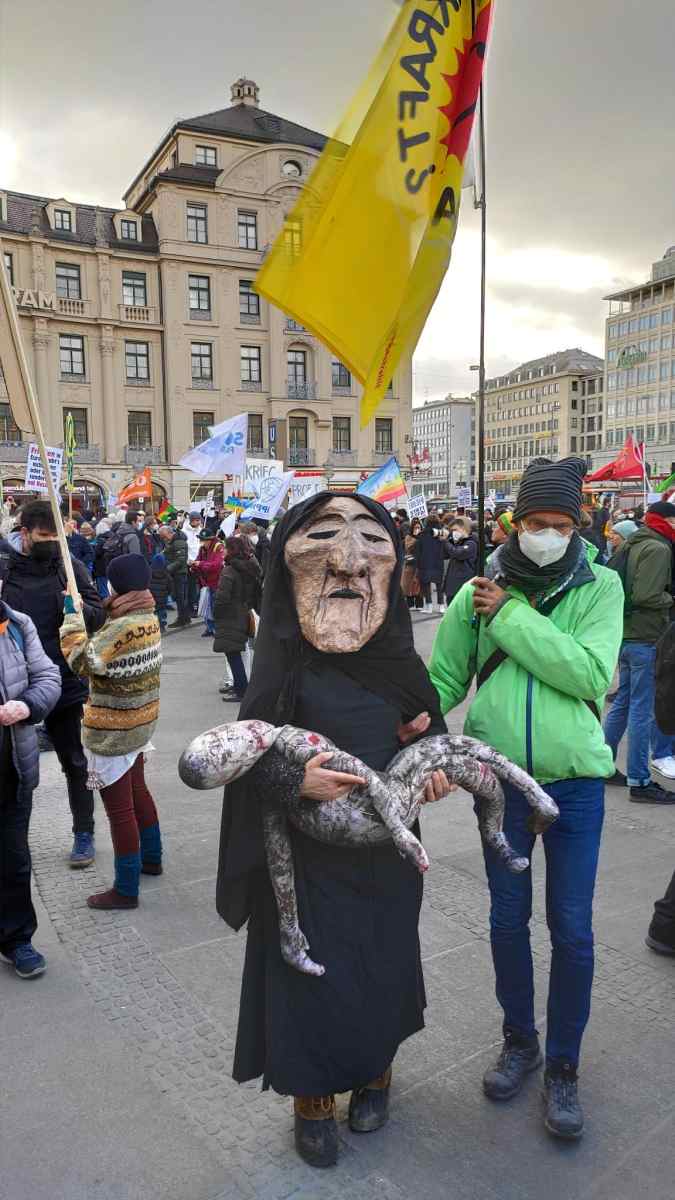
left=256, top=0, right=494, bottom=428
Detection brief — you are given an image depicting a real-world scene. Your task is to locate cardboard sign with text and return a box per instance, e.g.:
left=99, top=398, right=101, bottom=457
left=407, top=493, right=428, bottom=522
left=24, top=443, right=63, bottom=494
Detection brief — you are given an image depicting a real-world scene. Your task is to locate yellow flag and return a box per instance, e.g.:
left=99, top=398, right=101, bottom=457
left=0, top=235, right=35, bottom=433
left=256, top=0, right=494, bottom=428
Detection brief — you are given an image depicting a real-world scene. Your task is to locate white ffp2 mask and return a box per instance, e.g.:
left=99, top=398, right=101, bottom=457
left=518, top=528, right=570, bottom=567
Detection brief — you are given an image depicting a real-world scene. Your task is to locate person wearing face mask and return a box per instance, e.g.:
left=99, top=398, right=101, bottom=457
left=414, top=515, right=446, bottom=613
left=442, top=516, right=478, bottom=604
left=0, top=500, right=105, bottom=868
left=429, top=457, right=624, bottom=1142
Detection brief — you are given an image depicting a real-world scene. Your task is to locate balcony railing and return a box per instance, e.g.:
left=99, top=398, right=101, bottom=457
left=190, top=377, right=215, bottom=390
left=327, top=449, right=357, bottom=467
left=288, top=447, right=316, bottom=467
left=285, top=319, right=306, bottom=333
left=287, top=381, right=316, bottom=401
left=58, top=297, right=90, bottom=317
left=246, top=447, right=269, bottom=459
left=124, top=445, right=163, bottom=466
left=189, top=308, right=212, bottom=322
left=331, top=385, right=353, bottom=397
left=0, top=440, right=28, bottom=462
left=373, top=447, right=398, bottom=464
left=240, top=312, right=261, bottom=325
left=57, top=444, right=102, bottom=464
left=118, top=304, right=158, bottom=324
left=240, top=379, right=263, bottom=392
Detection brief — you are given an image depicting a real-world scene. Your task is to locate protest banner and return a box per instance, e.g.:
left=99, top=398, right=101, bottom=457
left=407, top=493, right=428, bottom=522
left=24, top=443, right=63, bottom=494
left=245, top=471, right=294, bottom=522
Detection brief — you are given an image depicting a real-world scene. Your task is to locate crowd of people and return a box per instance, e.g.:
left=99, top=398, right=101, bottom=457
left=0, top=461, right=673, bottom=1167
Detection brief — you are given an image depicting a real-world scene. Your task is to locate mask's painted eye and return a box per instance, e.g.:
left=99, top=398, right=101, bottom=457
left=307, top=530, right=338, bottom=540
left=362, top=533, right=388, bottom=544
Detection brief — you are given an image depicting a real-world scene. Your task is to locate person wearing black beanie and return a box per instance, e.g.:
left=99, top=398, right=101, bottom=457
left=429, top=456, right=625, bottom=1141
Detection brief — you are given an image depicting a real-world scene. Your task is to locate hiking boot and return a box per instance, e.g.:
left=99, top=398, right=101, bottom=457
left=70, top=832, right=95, bottom=868
left=349, top=1067, right=392, bottom=1133
left=87, top=888, right=138, bottom=910
left=630, top=783, right=675, bottom=805
left=0, top=942, right=47, bottom=979
left=483, top=1032, right=542, bottom=1101
left=141, top=862, right=163, bottom=876
left=294, top=1095, right=338, bottom=1168
left=543, top=1062, right=584, bottom=1140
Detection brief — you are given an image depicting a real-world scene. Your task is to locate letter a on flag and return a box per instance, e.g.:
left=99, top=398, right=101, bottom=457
left=256, top=0, right=494, bottom=428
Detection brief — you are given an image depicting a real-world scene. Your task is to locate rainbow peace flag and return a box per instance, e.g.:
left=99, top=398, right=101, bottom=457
left=356, top=456, right=407, bottom=506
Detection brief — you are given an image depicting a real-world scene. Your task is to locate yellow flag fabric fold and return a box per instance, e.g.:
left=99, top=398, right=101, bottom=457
left=0, top=235, right=36, bottom=434
left=256, top=0, right=493, bottom=428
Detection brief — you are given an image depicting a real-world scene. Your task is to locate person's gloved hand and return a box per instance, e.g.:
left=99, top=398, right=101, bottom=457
left=0, top=700, right=30, bottom=726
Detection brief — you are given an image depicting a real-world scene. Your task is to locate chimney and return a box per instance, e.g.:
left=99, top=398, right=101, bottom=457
left=231, top=78, right=260, bottom=108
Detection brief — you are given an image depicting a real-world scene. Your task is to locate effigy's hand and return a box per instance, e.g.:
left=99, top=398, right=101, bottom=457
left=398, top=712, right=431, bottom=745
left=422, top=769, right=457, bottom=804
left=299, top=752, right=367, bottom=803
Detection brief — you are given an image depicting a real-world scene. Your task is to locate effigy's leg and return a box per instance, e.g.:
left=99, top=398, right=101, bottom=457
left=261, top=803, right=325, bottom=977
left=366, top=775, right=429, bottom=873
left=445, top=736, right=559, bottom=833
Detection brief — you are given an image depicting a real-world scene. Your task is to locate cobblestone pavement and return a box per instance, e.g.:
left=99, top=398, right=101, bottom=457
left=2, top=616, right=674, bottom=1200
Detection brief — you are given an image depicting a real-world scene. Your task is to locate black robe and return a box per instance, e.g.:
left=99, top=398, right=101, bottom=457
left=216, top=493, right=445, bottom=1097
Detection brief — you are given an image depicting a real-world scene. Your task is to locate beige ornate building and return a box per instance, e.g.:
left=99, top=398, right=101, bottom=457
left=0, top=79, right=412, bottom=509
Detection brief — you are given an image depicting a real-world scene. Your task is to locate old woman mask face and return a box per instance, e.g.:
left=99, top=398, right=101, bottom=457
left=284, top=497, right=397, bottom=653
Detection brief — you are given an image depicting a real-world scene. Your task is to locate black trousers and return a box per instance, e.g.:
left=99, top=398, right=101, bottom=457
left=0, top=758, right=37, bottom=953
left=650, top=869, right=675, bottom=946
left=44, top=702, right=95, bottom=835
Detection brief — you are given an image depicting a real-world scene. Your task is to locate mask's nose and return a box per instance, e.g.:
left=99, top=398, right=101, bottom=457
left=325, top=528, right=368, bottom=583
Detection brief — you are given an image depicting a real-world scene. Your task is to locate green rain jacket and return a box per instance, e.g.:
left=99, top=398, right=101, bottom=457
left=429, top=549, right=624, bottom=784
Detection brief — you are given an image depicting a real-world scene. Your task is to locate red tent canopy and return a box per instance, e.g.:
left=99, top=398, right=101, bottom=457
left=586, top=435, right=646, bottom=482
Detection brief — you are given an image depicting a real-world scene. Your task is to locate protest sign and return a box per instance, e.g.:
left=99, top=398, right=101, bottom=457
left=288, top=474, right=325, bottom=509
left=407, top=493, right=428, bottom=522
left=245, top=471, right=294, bottom=522
left=24, top=443, right=63, bottom=494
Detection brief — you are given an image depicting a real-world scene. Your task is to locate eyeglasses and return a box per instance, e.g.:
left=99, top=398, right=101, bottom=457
left=522, top=518, right=575, bottom=535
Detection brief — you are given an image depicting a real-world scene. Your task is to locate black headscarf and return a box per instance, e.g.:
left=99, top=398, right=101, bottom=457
left=215, top=491, right=442, bottom=930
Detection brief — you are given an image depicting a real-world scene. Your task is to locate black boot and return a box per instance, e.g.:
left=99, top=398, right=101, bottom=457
left=483, top=1031, right=542, bottom=1101
left=349, top=1066, right=392, bottom=1133
left=543, top=1062, right=584, bottom=1140
left=294, top=1096, right=338, bottom=1168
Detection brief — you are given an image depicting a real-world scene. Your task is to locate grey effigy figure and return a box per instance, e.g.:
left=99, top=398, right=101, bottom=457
left=180, top=719, right=558, bottom=975
left=205, top=492, right=554, bottom=1170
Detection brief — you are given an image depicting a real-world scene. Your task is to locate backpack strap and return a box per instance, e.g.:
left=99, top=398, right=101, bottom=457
left=7, top=619, right=25, bottom=656
left=475, top=589, right=600, bottom=722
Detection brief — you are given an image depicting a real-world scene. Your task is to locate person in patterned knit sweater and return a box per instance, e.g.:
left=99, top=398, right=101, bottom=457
left=60, top=554, right=163, bottom=910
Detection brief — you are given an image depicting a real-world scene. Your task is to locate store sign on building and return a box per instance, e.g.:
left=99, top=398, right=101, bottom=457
left=617, top=345, right=647, bottom=369
left=11, top=287, right=56, bottom=312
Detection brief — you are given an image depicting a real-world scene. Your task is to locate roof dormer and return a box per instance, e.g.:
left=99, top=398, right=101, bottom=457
left=113, top=209, right=141, bottom=243
left=46, top=198, right=76, bottom=234
left=0, top=191, right=7, bottom=223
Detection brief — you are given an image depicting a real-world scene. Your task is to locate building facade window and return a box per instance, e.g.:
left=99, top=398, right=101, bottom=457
left=192, top=411, right=214, bottom=445
left=289, top=415, right=308, bottom=449
left=239, top=279, right=260, bottom=320
left=0, top=401, right=20, bottom=442
left=59, top=334, right=85, bottom=378
left=188, top=274, right=211, bottom=315
left=3, top=251, right=13, bottom=286
left=240, top=346, right=262, bottom=385
left=55, top=262, right=81, bottom=300
left=247, top=413, right=264, bottom=450
left=122, top=270, right=147, bottom=307
left=195, top=145, right=217, bottom=166
left=284, top=218, right=302, bottom=256
left=332, top=361, right=351, bottom=390
left=128, top=411, right=152, bottom=449
left=191, top=342, right=213, bottom=382
left=120, top=219, right=138, bottom=241
left=187, top=203, right=208, bottom=244
left=54, top=209, right=72, bottom=231
left=125, top=341, right=150, bottom=382
left=287, top=349, right=306, bottom=387
left=64, top=407, right=88, bottom=446
left=333, top=416, right=351, bottom=451
left=375, top=417, right=393, bottom=453
left=238, top=211, right=258, bottom=250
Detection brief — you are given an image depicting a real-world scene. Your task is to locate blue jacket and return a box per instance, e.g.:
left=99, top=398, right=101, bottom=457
left=67, top=531, right=94, bottom=574
left=0, top=602, right=62, bottom=795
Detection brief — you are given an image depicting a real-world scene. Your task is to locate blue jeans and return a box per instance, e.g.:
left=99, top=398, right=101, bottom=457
left=95, top=576, right=109, bottom=600
left=481, top=778, right=604, bottom=1067
left=603, top=642, right=674, bottom=787
left=226, top=652, right=248, bottom=695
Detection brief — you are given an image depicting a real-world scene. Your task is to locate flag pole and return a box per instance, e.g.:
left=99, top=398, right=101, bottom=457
left=0, top=244, right=80, bottom=602
left=476, top=76, right=487, bottom=574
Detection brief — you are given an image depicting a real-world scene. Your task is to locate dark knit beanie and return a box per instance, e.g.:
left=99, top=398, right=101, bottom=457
left=512, top=456, right=586, bottom=523
left=107, top=553, right=151, bottom=594
left=647, top=501, right=675, bottom=518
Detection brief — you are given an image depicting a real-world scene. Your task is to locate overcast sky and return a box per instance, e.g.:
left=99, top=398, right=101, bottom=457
left=1, top=0, right=673, bottom=403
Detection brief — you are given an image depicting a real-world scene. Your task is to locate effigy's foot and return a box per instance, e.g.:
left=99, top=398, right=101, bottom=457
left=280, top=927, right=326, bottom=977
left=393, top=828, right=429, bottom=873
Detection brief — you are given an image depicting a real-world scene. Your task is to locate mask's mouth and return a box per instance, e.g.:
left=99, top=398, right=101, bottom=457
left=327, top=587, right=363, bottom=600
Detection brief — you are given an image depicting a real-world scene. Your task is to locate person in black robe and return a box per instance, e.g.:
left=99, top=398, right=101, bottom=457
left=215, top=493, right=450, bottom=1168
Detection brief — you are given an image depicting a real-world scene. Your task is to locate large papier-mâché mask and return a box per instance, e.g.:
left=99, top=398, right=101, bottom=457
left=284, top=497, right=397, bottom=653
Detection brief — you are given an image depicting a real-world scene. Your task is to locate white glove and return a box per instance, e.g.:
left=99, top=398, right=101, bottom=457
left=0, top=700, right=30, bottom=726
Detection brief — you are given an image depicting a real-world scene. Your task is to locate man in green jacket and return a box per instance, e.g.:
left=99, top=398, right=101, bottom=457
left=603, top=501, right=675, bottom=800
left=429, top=457, right=623, bottom=1141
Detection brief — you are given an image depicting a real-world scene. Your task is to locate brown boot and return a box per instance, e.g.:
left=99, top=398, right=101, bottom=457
left=87, top=888, right=138, bottom=910
left=349, top=1066, right=392, bottom=1133
left=293, top=1095, right=338, bottom=1168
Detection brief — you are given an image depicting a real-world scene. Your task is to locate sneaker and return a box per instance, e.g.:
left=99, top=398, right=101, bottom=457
left=651, top=756, right=675, bottom=780
left=629, top=783, right=675, bottom=805
left=543, top=1063, right=584, bottom=1140
left=483, top=1032, right=543, bottom=1101
left=608, top=769, right=627, bottom=786
left=200, top=628, right=214, bottom=638
left=0, top=942, right=47, bottom=979
left=70, top=832, right=95, bottom=868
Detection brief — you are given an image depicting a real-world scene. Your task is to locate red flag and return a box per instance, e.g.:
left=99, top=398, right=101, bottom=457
left=118, top=467, right=153, bottom=504
left=586, top=435, right=645, bottom=482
